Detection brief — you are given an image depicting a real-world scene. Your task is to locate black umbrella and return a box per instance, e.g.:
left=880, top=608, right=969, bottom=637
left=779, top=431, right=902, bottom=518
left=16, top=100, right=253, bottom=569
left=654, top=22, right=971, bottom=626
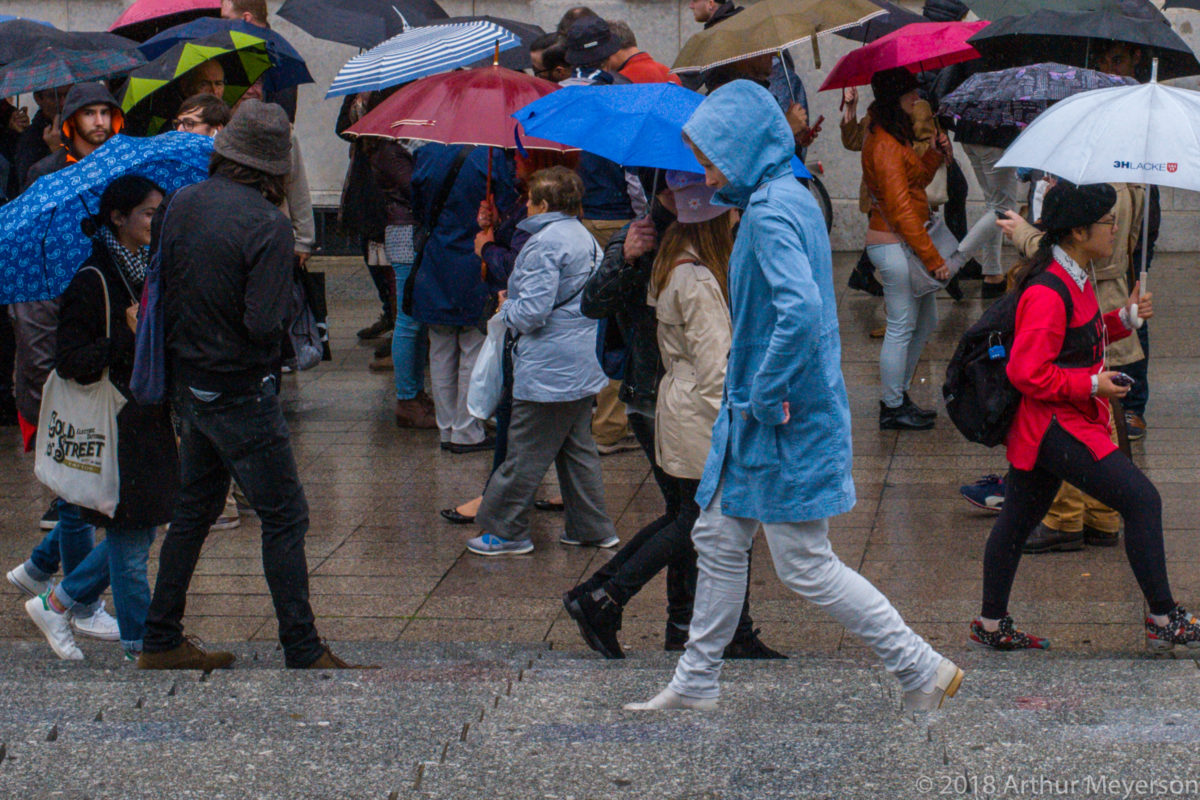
left=441, top=16, right=546, bottom=71
left=276, top=0, right=448, bottom=49
left=967, top=10, right=1200, bottom=80
left=0, top=19, right=137, bottom=66
left=1164, top=0, right=1200, bottom=8
left=835, top=1, right=923, bottom=43
left=966, top=0, right=1167, bottom=21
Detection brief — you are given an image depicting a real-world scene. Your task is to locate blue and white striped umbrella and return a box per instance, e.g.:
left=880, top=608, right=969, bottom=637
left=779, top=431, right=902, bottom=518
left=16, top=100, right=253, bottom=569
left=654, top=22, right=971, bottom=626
left=325, top=20, right=520, bottom=98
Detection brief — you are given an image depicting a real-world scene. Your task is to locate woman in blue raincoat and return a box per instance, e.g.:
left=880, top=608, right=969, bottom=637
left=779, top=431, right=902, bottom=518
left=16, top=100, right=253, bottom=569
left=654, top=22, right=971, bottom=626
left=624, top=80, right=961, bottom=714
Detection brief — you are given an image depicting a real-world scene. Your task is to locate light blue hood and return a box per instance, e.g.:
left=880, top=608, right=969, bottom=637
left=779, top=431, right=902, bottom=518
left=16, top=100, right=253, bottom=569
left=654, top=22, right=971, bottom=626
left=682, top=80, right=795, bottom=210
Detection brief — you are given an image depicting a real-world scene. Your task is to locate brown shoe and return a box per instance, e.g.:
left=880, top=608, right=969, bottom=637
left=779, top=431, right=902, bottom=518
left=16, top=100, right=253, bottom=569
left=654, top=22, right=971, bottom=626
left=870, top=325, right=885, bottom=339
left=304, top=645, right=379, bottom=670
left=369, top=354, right=394, bottom=373
left=395, top=398, right=437, bottom=429
left=415, top=391, right=436, bottom=413
left=138, top=637, right=235, bottom=671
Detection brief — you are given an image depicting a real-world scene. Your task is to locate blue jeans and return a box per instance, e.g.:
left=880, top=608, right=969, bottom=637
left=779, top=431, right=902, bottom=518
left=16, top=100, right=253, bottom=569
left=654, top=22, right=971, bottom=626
left=25, top=500, right=102, bottom=617
left=869, top=243, right=938, bottom=408
left=392, top=262, right=426, bottom=400
left=144, top=380, right=323, bottom=667
left=56, top=526, right=156, bottom=652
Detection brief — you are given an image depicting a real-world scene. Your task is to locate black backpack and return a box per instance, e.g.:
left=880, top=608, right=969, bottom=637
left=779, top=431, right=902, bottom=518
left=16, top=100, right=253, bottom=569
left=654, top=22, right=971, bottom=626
left=942, top=271, right=1073, bottom=447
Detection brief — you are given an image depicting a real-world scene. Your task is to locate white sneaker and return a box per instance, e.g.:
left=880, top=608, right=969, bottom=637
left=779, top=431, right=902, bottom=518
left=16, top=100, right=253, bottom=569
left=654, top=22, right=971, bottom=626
left=901, top=657, right=964, bottom=712
left=623, top=687, right=717, bottom=711
left=7, top=563, right=50, bottom=598
left=211, top=498, right=240, bottom=531
left=25, top=594, right=84, bottom=660
left=71, top=602, right=120, bottom=641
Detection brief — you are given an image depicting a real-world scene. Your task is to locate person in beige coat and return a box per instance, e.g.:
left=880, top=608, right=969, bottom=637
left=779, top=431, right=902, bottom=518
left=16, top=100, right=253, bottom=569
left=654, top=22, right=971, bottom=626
left=562, top=170, right=780, bottom=661
left=996, top=179, right=1145, bottom=553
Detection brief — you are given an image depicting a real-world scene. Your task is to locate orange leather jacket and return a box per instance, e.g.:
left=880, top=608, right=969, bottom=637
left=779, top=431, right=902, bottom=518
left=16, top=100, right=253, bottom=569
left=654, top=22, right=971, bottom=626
left=862, top=125, right=945, bottom=271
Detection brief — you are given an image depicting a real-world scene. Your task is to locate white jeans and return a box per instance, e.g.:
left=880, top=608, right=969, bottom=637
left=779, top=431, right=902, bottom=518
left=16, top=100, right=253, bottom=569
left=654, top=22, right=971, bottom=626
left=962, top=143, right=1019, bottom=277
left=669, top=482, right=942, bottom=699
left=869, top=243, right=938, bottom=409
left=427, top=324, right=485, bottom=445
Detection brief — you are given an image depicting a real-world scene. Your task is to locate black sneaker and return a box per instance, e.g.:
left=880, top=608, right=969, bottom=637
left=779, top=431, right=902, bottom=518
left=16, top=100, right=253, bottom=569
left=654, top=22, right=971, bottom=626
left=40, top=503, right=58, bottom=531
left=1083, top=525, right=1120, bottom=547
left=901, top=392, right=937, bottom=421
left=1022, top=523, right=1085, bottom=554
left=1146, top=606, right=1200, bottom=653
left=981, top=280, right=1007, bottom=300
left=723, top=629, right=787, bottom=660
left=563, top=589, right=624, bottom=659
left=969, top=615, right=1050, bottom=651
left=357, top=313, right=392, bottom=341
left=444, top=436, right=496, bottom=454
left=879, top=401, right=934, bottom=431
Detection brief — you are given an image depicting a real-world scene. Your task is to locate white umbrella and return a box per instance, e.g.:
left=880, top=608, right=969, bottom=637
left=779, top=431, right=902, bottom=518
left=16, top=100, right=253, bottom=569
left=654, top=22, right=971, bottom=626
left=996, top=60, right=1200, bottom=290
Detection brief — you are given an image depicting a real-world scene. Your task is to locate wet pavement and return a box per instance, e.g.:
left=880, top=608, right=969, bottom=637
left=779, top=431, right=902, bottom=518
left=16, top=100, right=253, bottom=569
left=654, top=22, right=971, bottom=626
left=3, top=252, right=1198, bottom=658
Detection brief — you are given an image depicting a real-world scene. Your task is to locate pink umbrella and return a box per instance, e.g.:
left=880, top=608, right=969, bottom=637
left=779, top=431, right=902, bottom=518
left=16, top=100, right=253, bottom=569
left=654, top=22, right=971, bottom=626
left=819, top=20, right=989, bottom=91
left=110, top=0, right=221, bottom=42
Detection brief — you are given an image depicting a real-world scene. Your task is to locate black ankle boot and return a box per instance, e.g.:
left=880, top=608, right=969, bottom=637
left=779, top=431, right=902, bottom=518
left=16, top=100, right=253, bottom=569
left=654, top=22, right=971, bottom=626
left=664, top=622, right=688, bottom=652
left=879, top=401, right=935, bottom=431
left=945, top=274, right=965, bottom=301
left=902, top=392, right=937, bottom=421
left=724, top=629, right=787, bottom=660
left=563, top=589, right=624, bottom=659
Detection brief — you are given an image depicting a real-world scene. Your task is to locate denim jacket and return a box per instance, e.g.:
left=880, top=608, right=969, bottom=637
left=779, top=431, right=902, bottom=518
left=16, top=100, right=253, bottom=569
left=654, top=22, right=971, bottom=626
left=684, top=81, right=855, bottom=523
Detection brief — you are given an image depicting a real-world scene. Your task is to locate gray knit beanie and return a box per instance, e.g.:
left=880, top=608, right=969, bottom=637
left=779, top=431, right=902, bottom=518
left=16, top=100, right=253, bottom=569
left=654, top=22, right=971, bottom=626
left=213, top=99, right=291, bottom=176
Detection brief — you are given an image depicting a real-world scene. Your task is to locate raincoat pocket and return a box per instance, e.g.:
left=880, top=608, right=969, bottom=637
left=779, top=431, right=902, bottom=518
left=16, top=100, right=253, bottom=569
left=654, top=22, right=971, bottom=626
left=728, top=406, right=778, bottom=470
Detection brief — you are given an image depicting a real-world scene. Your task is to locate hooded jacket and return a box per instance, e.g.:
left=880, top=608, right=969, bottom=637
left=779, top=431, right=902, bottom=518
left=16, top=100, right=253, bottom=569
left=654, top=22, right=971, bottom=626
left=684, top=80, right=854, bottom=523
left=25, top=83, right=124, bottom=190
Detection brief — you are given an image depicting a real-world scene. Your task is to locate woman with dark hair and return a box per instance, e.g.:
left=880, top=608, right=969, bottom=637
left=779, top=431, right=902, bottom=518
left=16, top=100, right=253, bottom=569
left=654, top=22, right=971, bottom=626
left=861, top=67, right=954, bottom=432
left=22, top=174, right=179, bottom=662
left=971, top=181, right=1198, bottom=653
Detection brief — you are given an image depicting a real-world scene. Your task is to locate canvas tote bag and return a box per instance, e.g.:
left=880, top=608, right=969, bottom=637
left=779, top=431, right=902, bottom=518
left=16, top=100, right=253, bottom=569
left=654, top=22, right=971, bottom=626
left=34, top=267, right=127, bottom=518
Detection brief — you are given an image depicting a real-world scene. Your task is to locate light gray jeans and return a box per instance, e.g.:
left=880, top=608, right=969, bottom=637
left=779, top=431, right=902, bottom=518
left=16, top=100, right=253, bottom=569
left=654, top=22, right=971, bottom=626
left=962, top=143, right=1019, bottom=277
left=669, top=482, right=941, bottom=699
left=868, top=243, right=938, bottom=409
left=427, top=324, right=485, bottom=445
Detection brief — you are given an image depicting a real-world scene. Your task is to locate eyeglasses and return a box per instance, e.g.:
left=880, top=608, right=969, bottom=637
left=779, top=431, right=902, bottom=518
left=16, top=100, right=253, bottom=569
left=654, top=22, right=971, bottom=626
left=1094, top=216, right=1118, bottom=228
left=533, top=67, right=554, bottom=78
left=172, top=116, right=203, bottom=131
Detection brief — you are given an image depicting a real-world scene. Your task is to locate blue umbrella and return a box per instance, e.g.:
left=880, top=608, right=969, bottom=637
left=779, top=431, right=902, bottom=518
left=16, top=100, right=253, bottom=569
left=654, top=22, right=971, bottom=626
left=512, top=83, right=812, bottom=178
left=326, top=20, right=521, bottom=97
left=0, top=15, right=53, bottom=25
left=138, top=18, right=315, bottom=91
left=0, top=132, right=214, bottom=305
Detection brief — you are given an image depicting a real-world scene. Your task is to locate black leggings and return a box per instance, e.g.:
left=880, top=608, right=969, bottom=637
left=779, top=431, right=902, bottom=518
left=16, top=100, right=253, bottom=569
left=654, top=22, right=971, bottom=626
left=982, top=421, right=1173, bottom=619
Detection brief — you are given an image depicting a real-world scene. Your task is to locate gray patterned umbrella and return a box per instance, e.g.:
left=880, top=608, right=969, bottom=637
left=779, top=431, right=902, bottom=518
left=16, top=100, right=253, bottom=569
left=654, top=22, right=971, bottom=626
left=939, top=62, right=1137, bottom=129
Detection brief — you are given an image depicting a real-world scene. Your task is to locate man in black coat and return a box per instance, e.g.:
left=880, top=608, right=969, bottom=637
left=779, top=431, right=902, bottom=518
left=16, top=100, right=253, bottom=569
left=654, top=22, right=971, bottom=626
left=139, top=101, right=366, bottom=672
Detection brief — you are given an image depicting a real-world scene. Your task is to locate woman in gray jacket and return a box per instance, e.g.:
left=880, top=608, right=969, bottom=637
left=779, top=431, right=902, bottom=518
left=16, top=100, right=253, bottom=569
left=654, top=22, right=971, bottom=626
left=469, top=168, right=618, bottom=556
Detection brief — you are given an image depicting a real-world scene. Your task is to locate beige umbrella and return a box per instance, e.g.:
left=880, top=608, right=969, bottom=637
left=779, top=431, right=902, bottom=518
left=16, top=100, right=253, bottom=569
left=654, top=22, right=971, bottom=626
left=672, top=0, right=886, bottom=73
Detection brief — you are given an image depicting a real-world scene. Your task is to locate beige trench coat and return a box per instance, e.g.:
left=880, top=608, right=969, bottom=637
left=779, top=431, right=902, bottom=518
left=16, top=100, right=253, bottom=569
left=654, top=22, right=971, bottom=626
left=648, top=261, right=731, bottom=480
left=1011, top=182, right=1145, bottom=366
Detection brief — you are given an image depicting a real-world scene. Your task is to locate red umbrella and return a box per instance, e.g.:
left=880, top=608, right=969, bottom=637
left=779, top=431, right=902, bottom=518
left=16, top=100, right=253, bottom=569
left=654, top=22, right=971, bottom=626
left=818, top=20, right=990, bottom=91
left=347, top=64, right=576, bottom=277
left=110, top=0, right=221, bottom=42
left=345, top=64, right=574, bottom=153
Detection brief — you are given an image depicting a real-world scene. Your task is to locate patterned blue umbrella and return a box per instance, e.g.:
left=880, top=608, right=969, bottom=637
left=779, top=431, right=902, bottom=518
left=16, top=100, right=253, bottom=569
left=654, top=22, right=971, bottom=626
left=0, top=47, right=146, bottom=97
left=326, top=20, right=520, bottom=97
left=0, top=132, right=214, bottom=304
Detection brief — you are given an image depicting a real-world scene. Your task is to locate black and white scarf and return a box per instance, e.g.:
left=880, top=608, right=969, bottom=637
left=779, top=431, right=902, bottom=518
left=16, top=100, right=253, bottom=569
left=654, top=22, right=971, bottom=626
left=98, top=225, right=149, bottom=292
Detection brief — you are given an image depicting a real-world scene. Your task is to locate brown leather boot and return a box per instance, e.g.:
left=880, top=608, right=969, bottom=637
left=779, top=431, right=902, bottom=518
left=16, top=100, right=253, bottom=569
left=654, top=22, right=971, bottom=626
left=395, top=398, right=437, bottom=429
left=305, top=646, right=378, bottom=669
left=138, top=637, right=235, bottom=671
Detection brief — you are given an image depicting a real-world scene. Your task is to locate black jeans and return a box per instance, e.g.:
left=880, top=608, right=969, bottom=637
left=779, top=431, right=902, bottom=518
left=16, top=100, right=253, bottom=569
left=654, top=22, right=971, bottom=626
left=0, top=306, right=14, bottom=398
left=982, top=421, right=1173, bottom=619
left=144, top=380, right=323, bottom=667
left=582, top=413, right=755, bottom=640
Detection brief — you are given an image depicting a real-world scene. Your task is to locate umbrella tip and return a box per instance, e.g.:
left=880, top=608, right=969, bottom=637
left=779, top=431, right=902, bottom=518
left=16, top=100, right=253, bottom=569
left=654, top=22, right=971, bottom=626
left=493, top=40, right=499, bottom=67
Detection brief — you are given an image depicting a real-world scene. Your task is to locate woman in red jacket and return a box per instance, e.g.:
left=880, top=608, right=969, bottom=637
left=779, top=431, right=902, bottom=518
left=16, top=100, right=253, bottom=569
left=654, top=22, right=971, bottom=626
left=972, top=181, right=1198, bottom=653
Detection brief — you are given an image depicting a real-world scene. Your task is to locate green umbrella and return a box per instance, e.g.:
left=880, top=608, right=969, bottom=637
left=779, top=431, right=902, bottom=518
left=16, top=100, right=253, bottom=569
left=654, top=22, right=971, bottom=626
left=117, top=29, right=271, bottom=134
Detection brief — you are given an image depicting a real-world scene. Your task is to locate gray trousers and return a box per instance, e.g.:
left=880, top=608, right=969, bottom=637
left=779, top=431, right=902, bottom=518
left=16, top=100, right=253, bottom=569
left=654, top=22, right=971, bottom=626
left=477, top=396, right=615, bottom=543
left=669, top=481, right=941, bottom=699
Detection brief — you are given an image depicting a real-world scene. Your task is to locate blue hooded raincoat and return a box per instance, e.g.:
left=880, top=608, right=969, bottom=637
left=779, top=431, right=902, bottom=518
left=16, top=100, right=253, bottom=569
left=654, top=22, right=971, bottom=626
left=685, top=80, right=855, bottom=524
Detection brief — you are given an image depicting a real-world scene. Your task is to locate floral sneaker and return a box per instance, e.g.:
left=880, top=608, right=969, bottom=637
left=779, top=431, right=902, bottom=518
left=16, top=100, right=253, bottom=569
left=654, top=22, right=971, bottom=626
left=1145, top=606, right=1200, bottom=653
left=969, top=615, right=1050, bottom=651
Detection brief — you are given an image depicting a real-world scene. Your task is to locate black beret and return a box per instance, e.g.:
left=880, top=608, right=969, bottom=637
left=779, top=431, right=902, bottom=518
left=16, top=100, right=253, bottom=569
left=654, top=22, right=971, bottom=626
left=1040, top=180, right=1117, bottom=232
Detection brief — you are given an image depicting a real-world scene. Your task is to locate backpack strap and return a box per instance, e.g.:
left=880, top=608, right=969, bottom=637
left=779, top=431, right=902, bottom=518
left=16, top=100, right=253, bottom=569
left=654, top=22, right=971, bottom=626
left=1026, top=270, right=1074, bottom=325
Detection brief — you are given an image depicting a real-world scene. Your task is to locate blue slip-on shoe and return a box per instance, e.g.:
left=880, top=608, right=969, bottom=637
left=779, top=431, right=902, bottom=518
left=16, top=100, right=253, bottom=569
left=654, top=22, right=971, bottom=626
left=467, top=533, right=534, bottom=556
left=960, top=474, right=1004, bottom=513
